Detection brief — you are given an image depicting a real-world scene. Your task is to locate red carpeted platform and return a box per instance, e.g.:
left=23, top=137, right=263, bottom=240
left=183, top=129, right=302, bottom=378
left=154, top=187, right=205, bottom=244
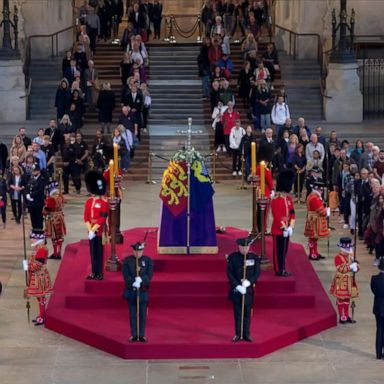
left=45, top=227, right=337, bottom=359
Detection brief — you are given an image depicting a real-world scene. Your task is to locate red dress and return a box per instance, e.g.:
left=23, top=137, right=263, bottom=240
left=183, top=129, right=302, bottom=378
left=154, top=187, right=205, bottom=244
left=27, top=245, right=53, bottom=298
left=329, top=252, right=359, bottom=299
left=43, top=192, right=66, bottom=240
left=304, top=191, right=330, bottom=239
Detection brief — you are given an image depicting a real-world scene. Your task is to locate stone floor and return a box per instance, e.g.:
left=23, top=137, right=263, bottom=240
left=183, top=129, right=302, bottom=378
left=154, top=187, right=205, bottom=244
left=0, top=178, right=382, bottom=384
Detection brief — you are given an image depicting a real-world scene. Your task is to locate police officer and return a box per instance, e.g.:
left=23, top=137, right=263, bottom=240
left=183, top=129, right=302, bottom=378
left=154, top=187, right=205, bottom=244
left=122, top=242, right=154, bottom=342
left=25, top=163, right=47, bottom=231
left=227, top=238, right=261, bottom=342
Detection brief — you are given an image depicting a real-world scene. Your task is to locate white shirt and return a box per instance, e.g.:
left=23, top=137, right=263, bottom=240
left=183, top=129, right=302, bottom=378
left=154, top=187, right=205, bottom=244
left=271, top=102, right=290, bottom=125
left=229, top=127, right=245, bottom=149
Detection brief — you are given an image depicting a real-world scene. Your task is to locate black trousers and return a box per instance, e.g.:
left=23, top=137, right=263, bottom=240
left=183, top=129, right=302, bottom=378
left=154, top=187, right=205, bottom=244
left=273, top=234, right=289, bottom=274
left=89, top=236, right=103, bottom=276
left=232, top=293, right=252, bottom=338
left=153, top=20, right=161, bottom=38
left=232, top=149, right=241, bottom=172
left=63, top=164, right=81, bottom=193
left=28, top=205, right=44, bottom=231
left=11, top=199, right=22, bottom=222
left=375, top=315, right=384, bottom=359
left=88, top=28, right=98, bottom=52
left=128, top=291, right=148, bottom=338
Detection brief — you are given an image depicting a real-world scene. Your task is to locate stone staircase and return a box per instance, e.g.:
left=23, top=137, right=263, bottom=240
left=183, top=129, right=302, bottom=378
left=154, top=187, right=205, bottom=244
left=28, top=58, right=62, bottom=122
left=278, top=53, right=323, bottom=121
left=147, top=44, right=211, bottom=179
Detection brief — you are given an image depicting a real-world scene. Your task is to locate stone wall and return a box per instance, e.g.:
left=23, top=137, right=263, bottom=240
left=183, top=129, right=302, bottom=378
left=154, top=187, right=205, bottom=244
left=0, top=0, right=74, bottom=61
left=274, top=0, right=384, bottom=59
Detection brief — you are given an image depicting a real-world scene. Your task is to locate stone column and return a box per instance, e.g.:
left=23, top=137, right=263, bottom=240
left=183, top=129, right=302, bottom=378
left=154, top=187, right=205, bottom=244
left=324, top=62, right=362, bottom=122
left=0, top=58, right=25, bottom=121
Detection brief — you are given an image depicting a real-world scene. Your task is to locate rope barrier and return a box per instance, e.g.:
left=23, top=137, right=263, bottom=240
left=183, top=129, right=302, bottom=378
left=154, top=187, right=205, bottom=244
left=172, top=17, right=199, bottom=38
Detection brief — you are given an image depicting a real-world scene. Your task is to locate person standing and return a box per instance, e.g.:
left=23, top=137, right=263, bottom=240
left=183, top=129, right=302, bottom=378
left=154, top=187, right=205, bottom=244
left=97, top=82, right=116, bottom=134
left=25, top=230, right=53, bottom=326
left=271, top=169, right=295, bottom=276
left=227, top=237, right=261, bottom=342
left=370, top=258, right=384, bottom=359
left=229, top=119, right=245, bottom=176
left=84, top=170, right=109, bottom=280
left=122, top=241, right=154, bottom=342
left=330, top=237, right=359, bottom=324
left=43, top=181, right=66, bottom=260
left=25, top=163, right=47, bottom=231
left=7, top=165, right=25, bottom=224
left=304, top=180, right=330, bottom=260
left=0, top=176, right=7, bottom=229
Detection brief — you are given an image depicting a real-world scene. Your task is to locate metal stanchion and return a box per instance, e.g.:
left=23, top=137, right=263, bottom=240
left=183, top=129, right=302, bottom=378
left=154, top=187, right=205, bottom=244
left=211, top=153, right=219, bottom=184
left=169, top=16, right=176, bottom=44
left=196, top=15, right=202, bottom=43
left=146, top=152, right=156, bottom=185
left=163, top=16, right=170, bottom=42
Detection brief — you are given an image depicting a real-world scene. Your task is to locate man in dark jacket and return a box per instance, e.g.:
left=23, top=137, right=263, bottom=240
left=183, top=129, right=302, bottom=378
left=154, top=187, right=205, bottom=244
left=44, top=119, right=62, bottom=153
left=371, top=258, right=384, bottom=359
left=25, top=163, right=47, bottom=231
left=227, top=237, right=261, bottom=342
left=122, top=241, right=154, bottom=342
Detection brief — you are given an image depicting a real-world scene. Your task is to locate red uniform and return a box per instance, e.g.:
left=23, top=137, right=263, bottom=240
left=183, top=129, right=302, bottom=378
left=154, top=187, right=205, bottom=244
left=84, top=196, right=109, bottom=236
left=43, top=192, right=66, bottom=259
left=27, top=245, right=53, bottom=297
left=27, top=243, right=53, bottom=325
left=84, top=196, right=109, bottom=279
left=271, top=193, right=295, bottom=275
left=304, top=190, right=330, bottom=259
left=271, top=193, right=295, bottom=235
left=330, top=252, right=359, bottom=322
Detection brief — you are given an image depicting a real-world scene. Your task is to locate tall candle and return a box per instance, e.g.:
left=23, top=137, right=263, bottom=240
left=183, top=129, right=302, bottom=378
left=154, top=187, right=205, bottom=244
left=251, top=142, right=256, bottom=176
left=109, top=160, right=115, bottom=198
left=113, top=143, right=119, bottom=175
left=260, top=161, right=265, bottom=196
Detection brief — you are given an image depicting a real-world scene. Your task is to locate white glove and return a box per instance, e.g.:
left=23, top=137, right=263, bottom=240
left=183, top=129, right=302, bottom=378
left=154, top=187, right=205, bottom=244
left=26, top=193, right=33, bottom=202
left=135, top=276, right=142, bottom=284
left=22, top=259, right=28, bottom=271
left=88, top=231, right=96, bottom=240
left=242, top=279, right=251, bottom=288
left=132, top=280, right=141, bottom=289
left=270, top=190, right=275, bottom=198
left=350, top=262, right=358, bottom=272
left=236, top=285, right=246, bottom=295
left=326, top=207, right=331, bottom=217
left=287, top=226, right=293, bottom=237
left=283, top=229, right=289, bottom=238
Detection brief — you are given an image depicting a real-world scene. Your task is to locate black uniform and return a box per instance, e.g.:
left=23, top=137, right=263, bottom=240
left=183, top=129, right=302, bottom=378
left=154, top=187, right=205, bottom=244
left=227, top=251, right=261, bottom=340
left=370, top=269, right=384, bottom=359
left=122, top=255, right=154, bottom=340
left=25, top=173, right=47, bottom=231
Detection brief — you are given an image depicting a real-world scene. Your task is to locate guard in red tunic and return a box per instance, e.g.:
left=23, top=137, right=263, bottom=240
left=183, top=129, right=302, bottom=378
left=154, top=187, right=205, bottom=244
left=43, top=181, right=66, bottom=260
left=304, top=180, right=330, bottom=260
left=26, top=230, right=53, bottom=326
left=84, top=170, right=109, bottom=280
left=271, top=169, right=295, bottom=276
left=330, top=237, right=359, bottom=324
left=255, top=146, right=275, bottom=233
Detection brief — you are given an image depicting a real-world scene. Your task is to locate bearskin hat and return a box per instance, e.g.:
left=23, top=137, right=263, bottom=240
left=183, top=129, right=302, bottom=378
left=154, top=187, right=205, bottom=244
left=85, top=170, right=106, bottom=196
left=257, top=144, right=274, bottom=163
left=276, top=168, right=295, bottom=193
